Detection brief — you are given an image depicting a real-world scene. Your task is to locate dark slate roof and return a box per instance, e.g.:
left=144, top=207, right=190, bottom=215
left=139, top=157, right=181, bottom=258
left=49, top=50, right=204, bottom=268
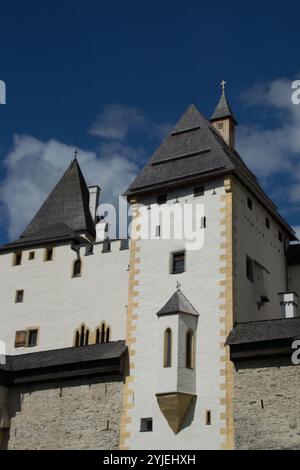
left=226, top=318, right=300, bottom=345
left=124, top=104, right=295, bottom=239
left=210, top=91, right=238, bottom=124
left=0, top=341, right=127, bottom=384
left=157, top=289, right=199, bottom=317
left=4, top=159, right=96, bottom=249
left=287, top=243, right=300, bottom=266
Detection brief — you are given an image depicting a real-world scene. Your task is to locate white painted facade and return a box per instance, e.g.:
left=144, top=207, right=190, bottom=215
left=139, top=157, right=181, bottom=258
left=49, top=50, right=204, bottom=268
left=125, top=181, right=228, bottom=449
left=234, top=179, right=289, bottom=322
left=0, top=240, right=129, bottom=355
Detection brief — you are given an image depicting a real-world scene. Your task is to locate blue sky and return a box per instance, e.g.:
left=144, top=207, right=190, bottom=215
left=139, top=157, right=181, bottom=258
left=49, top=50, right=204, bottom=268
left=1, top=0, right=300, bottom=243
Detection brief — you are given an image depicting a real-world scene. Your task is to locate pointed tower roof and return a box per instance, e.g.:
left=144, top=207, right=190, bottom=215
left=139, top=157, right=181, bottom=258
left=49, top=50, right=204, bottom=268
left=210, top=90, right=238, bottom=124
left=124, top=102, right=295, bottom=239
left=156, top=289, right=199, bottom=317
left=7, top=159, right=96, bottom=248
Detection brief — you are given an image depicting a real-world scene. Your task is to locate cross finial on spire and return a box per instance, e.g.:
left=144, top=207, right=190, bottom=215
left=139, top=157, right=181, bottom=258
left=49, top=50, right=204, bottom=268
left=220, top=80, right=226, bottom=93
left=74, top=149, right=78, bottom=160
left=176, top=281, right=181, bottom=291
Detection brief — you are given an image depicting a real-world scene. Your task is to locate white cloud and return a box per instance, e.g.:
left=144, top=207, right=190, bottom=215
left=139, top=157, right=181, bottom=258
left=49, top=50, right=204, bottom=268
left=236, top=78, right=300, bottom=208
left=237, top=78, right=300, bottom=178
left=89, top=104, right=146, bottom=140
left=0, top=135, right=139, bottom=240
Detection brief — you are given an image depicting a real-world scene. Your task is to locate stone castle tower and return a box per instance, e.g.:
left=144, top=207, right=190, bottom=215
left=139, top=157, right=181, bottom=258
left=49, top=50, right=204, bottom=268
left=1, top=87, right=300, bottom=450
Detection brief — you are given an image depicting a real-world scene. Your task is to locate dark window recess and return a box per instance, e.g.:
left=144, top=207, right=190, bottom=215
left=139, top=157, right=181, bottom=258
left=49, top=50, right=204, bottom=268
left=140, top=418, right=153, bottom=432
left=247, top=198, right=253, bottom=210
left=15, top=290, right=24, bottom=303
left=73, top=259, right=82, bottom=277
left=278, top=231, right=283, bottom=242
left=200, top=216, right=206, bottom=229
left=120, top=239, right=129, bottom=250
left=265, top=218, right=270, bottom=229
left=45, top=248, right=53, bottom=261
left=194, top=186, right=204, bottom=197
left=13, top=252, right=22, bottom=266
left=164, top=328, right=172, bottom=368
left=27, top=329, right=38, bottom=347
left=157, top=194, right=167, bottom=205
left=29, top=251, right=35, bottom=260
left=246, top=256, right=254, bottom=282
left=102, top=239, right=111, bottom=253
left=206, top=410, right=212, bottom=425
left=15, top=330, right=27, bottom=348
left=217, top=122, right=224, bottom=130
left=186, top=330, right=194, bottom=369
left=155, top=225, right=161, bottom=237
left=171, top=251, right=185, bottom=274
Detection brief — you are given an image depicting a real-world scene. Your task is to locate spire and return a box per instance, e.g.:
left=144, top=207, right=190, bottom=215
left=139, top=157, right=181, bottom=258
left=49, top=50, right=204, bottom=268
left=210, top=81, right=237, bottom=124
left=20, top=158, right=96, bottom=242
left=210, top=81, right=237, bottom=148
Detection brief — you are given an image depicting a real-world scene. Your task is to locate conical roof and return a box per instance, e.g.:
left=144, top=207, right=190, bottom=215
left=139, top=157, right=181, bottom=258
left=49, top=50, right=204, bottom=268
left=157, top=289, right=199, bottom=317
left=210, top=91, right=238, bottom=124
left=20, top=159, right=95, bottom=242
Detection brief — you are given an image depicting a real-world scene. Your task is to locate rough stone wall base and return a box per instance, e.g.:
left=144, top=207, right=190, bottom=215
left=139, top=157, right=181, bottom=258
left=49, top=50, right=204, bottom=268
left=7, top=376, right=124, bottom=450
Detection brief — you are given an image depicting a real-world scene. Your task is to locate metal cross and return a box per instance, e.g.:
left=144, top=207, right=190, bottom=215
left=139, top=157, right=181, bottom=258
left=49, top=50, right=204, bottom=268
left=220, top=80, right=226, bottom=93
left=176, top=281, right=181, bottom=290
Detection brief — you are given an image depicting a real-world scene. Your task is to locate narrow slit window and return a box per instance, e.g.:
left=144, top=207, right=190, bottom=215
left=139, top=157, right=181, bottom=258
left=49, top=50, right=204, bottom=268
left=72, top=259, right=82, bottom=277
left=100, top=323, right=106, bottom=343
left=200, top=216, right=206, bottom=228
left=246, top=256, right=253, bottom=282
left=106, top=327, right=110, bottom=343
left=29, top=251, right=35, bottom=260
left=80, top=325, right=85, bottom=346
left=163, top=328, right=172, bottom=368
left=96, top=328, right=100, bottom=344
left=265, top=218, right=270, bottom=229
left=186, top=330, right=195, bottom=369
left=206, top=410, right=212, bottom=425
left=85, top=329, right=89, bottom=346
left=247, top=198, right=253, bottom=210
left=44, top=247, right=53, bottom=261
left=75, top=330, right=80, bottom=347
left=155, top=225, right=161, bottom=238
left=13, top=252, right=22, bottom=266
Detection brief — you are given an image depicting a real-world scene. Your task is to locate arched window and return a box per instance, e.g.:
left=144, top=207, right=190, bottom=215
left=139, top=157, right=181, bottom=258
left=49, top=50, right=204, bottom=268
left=73, top=258, right=82, bottom=277
left=100, top=323, right=106, bottom=343
left=163, top=328, right=172, bottom=368
left=106, top=327, right=110, bottom=343
left=96, top=328, right=100, bottom=344
left=85, top=329, right=89, bottom=346
left=80, top=325, right=85, bottom=346
left=186, top=330, right=195, bottom=369
left=75, top=330, right=80, bottom=347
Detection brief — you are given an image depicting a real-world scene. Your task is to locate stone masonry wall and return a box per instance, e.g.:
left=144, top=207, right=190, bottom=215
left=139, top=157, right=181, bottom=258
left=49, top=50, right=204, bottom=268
left=234, top=357, right=300, bottom=450
left=7, top=376, right=124, bottom=450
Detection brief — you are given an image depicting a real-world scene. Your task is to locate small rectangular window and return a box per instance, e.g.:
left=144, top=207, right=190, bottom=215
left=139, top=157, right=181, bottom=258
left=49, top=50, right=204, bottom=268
left=246, top=256, right=253, bottom=282
left=140, top=418, right=153, bottom=432
left=247, top=198, right=253, bottom=210
left=194, top=186, right=204, bottom=197
left=13, top=251, right=22, bottom=266
left=217, top=122, right=224, bottom=130
left=29, top=251, right=35, bottom=260
left=265, top=218, right=270, bottom=229
left=155, top=225, right=161, bottom=238
left=27, top=329, right=38, bottom=347
left=200, top=216, right=206, bottom=229
left=15, top=290, right=24, bottom=303
left=206, top=410, right=212, bottom=425
left=44, top=247, right=53, bottom=261
left=15, top=330, right=27, bottom=348
left=171, top=251, right=185, bottom=274
left=278, top=231, right=283, bottom=242
left=157, top=194, right=167, bottom=205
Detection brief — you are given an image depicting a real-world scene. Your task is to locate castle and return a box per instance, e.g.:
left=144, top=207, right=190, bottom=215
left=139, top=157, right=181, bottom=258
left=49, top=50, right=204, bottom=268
left=1, top=87, right=300, bottom=450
